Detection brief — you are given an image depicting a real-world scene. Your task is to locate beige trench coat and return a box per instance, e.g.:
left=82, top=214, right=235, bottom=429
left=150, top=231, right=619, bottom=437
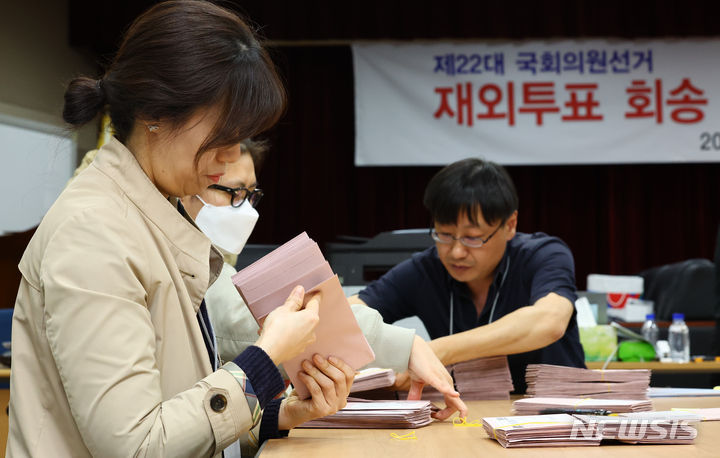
left=7, top=138, right=256, bottom=457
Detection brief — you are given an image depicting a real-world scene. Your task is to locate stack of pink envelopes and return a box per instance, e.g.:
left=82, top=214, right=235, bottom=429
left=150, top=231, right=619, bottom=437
left=299, top=400, right=435, bottom=429
left=452, top=356, right=514, bottom=400
left=484, top=411, right=699, bottom=447
left=513, top=397, right=653, bottom=415
left=574, top=411, right=699, bottom=444
left=232, top=232, right=375, bottom=399
left=399, top=356, right=514, bottom=401
left=525, top=364, right=650, bottom=399
left=350, top=368, right=396, bottom=393
left=482, top=414, right=602, bottom=448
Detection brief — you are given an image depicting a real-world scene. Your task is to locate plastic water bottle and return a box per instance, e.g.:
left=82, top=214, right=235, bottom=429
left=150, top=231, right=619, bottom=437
left=668, top=313, right=690, bottom=363
left=640, top=313, right=659, bottom=351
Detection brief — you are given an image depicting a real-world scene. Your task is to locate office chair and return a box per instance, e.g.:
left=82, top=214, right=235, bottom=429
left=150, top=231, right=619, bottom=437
left=639, top=258, right=716, bottom=322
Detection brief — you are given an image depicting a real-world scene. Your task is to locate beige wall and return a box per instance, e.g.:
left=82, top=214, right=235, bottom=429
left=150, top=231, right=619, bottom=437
left=0, top=0, right=98, bottom=159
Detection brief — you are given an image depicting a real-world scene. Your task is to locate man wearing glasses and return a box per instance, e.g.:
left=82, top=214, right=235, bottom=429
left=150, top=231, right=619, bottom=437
left=351, top=158, right=585, bottom=393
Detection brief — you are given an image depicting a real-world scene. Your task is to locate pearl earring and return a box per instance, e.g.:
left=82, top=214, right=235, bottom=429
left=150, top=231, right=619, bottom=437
left=147, top=124, right=159, bottom=132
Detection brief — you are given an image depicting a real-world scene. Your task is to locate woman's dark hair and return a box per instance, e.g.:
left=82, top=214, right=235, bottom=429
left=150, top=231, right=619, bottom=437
left=62, top=0, right=286, bottom=161
left=423, top=158, right=519, bottom=226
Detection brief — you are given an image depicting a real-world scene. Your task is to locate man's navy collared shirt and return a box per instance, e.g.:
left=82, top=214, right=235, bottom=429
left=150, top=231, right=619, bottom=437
left=358, top=232, right=586, bottom=393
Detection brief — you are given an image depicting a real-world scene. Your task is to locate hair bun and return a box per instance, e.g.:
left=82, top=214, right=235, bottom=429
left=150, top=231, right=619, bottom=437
left=62, top=76, right=106, bottom=127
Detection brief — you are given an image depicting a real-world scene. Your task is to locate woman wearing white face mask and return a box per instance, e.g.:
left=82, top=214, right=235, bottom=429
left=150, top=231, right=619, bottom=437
left=25, top=3, right=355, bottom=455
left=191, top=158, right=262, bottom=257
left=181, top=141, right=468, bottom=440
left=194, top=193, right=259, bottom=255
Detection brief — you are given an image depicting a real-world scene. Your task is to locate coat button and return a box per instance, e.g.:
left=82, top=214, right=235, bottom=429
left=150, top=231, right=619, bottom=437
left=210, top=394, right=227, bottom=412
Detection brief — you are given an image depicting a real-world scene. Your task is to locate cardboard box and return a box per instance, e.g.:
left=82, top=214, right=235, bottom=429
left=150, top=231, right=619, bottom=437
left=587, top=274, right=645, bottom=322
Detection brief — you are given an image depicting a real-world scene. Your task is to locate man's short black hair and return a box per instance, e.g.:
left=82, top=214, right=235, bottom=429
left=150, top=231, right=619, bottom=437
left=423, top=158, right=519, bottom=226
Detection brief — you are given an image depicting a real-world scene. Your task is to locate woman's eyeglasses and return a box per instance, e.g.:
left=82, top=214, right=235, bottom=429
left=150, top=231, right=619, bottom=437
left=208, top=184, right=264, bottom=208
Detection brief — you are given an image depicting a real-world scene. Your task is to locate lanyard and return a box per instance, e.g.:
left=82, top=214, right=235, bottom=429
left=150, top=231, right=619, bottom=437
left=449, top=256, right=511, bottom=335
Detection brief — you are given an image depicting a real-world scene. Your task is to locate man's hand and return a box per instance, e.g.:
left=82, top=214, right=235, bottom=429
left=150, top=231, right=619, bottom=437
left=425, top=292, right=575, bottom=366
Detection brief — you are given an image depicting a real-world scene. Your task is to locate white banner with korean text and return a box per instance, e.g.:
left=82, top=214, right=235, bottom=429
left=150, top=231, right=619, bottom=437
left=352, top=40, right=720, bottom=166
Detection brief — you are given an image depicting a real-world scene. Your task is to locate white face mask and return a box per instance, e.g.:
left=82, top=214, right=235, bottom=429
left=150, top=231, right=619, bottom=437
left=194, top=196, right=259, bottom=254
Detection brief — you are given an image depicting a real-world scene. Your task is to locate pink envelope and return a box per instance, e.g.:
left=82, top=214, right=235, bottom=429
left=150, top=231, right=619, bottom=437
left=283, top=275, right=375, bottom=399
left=231, top=233, right=376, bottom=399
left=232, top=232, right=312, bottom=286
left=240, top=244, right=326, bottom=302
left=241, top=261, right=333, bottom=322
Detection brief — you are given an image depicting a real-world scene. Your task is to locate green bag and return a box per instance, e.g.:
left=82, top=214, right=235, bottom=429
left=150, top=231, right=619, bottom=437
left=617, top=340, right=656, bottom=362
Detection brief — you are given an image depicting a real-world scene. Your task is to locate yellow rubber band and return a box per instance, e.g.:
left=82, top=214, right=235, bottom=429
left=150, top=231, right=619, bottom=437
left=453, top=417, right=483, bottom=427
left=390, top=431, right=417, bottom=440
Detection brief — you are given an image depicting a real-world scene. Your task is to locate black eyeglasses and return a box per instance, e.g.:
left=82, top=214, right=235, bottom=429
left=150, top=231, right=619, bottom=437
left=208, top=184, right=264, bottom=208
left=430, top=222, right=504, bottom=248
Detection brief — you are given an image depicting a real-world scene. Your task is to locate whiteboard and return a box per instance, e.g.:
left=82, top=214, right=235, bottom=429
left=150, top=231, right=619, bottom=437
left=0, top=117, right=75, bottom=235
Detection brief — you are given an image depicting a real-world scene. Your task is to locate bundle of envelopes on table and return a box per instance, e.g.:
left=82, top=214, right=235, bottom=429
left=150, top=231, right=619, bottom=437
left=482, top=414, right=602, bottom=448
left=483, top=411, right=699, bottom=448
left=525, top=364, right=650, bottom=399
left=400, top=356, right=514, bottom=401
left=232, top=232, right=375, bottom=399
left=573, top=411, right=700, bottom=444
left=512, top=397, right=653, bottom=415
left=350, top=368, right=396, bottom=393
left=453, top=356, right=514, bottom=400
left=299, top=400, right=436, bottom=429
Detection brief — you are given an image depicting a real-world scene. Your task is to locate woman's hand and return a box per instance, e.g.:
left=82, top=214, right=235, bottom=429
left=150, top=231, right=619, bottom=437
left=255, top=285, right=320, bottom=366
left=277, top=354, right=355, bottom=430
left=406, top=336, right=468, bottom=420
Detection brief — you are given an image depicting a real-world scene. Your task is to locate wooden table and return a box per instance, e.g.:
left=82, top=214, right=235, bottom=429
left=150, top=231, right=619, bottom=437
left=586, top=361, right=720, bottom=373
left=260, top=397, right=720, bottom=457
